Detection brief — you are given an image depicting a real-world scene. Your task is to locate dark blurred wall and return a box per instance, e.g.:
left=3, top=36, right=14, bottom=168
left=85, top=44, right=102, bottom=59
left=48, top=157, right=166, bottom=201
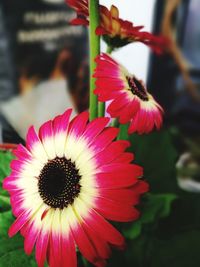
left=148, top=0, right=200, bottom=136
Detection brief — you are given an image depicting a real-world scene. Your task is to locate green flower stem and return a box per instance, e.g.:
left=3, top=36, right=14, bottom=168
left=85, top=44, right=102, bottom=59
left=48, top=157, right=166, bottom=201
left=110, top=118, right=119, bottom=127
left=89, top=0, right=100, bottom=120
left=98, top=102, right=105, bottom=117
left=106, top=45, right=113, bottom=54
left=117, top=123, right=130, bottom=140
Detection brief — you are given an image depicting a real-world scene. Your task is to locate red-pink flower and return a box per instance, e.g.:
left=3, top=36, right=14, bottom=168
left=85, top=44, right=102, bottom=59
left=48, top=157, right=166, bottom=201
left=93, top=54, right=164, bottom=134
left=66, top=0, right=89, bottom=25
left=3, top=109, right=148, bottom=267
left=66, top=1, right=168, bottom=53
left=96, top=5, right=167, bottom=54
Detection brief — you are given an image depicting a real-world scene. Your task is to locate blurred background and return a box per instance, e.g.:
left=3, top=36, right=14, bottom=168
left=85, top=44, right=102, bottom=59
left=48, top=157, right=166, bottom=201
left=0, top=0, right=200, bottom=266
left=0, top=0, right=89, bottom=142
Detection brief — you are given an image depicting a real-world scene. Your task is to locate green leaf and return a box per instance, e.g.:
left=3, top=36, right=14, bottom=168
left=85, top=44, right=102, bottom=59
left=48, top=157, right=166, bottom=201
left=0, top=235, right=24, bottom=258
left=0, top=195, right=11, bottom=211
left=0, top=223, right=46, bottom=267
left=0, top=247, right=37, bottom=267
left=123, top=193, right=177, bottom=239
left=0, top=150, right=14, bottom=198
left=143, top=193, right=177, bottom=221
left=0, top=150, right=14, bottom=179
left=0, top=210, right=13, bottom=237
left=129, top=130, right=178, bottom=193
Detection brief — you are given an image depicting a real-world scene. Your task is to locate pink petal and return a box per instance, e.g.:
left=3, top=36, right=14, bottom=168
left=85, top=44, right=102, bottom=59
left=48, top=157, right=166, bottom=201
left=82, top=222, right=111, bottom=260
left=118, top=98, right=140, bottom=124
left=35, top=231, right=50, bottom=267
left=95, top=140, right=130, bottom=166
left=39, top=120, right=53, bottom=141
left=98, top=188, right=140, bottom=205
left=60, top=233, right=77, bottom=267
left=89, top=127, right=119, bottom=153
left=71, top=222, right=105, bottom=267
left=49, top=233, right=62, bottom=267
left=95, top=166, right=141, bottom=189
left=84, top=209, right=125, bottom=248
left=95, top=78, right=124, bottom=91
left=83, top=117, right=109, bottom=141
left=53, top=109, right=72, bottom=135
left=112, top=152, right=134, bottom=163
left=94, top=198, right=139, bottom=222
left=99, top=163, right=141, bottom=174
left=26, top=126, right=48, bottom=163
left=9, top=209, right=32, bottom=237
left=13, top=144, right=32, bottom=162
left=68, top=111, right=89, bottom=138
left=24, top=221, right=40, bottom=255
left=107, top=95, right=129, bottom=116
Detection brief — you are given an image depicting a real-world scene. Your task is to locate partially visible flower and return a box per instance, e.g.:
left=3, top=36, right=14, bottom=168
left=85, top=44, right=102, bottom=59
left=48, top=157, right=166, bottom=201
left=66, top=0, right=89, bottom=25
left=66, top=1, right=168, bottom=53
left=93, top=54, right=163, bottom=134
left=3, top=109, right=148, bottom=267
left=96, top=5, right=167, bottom=53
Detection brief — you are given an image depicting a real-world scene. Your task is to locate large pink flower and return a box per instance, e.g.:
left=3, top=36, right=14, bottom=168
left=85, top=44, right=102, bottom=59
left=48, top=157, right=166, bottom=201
left=94, top=54, right=163, bottom=134
left=3, top=109, right=148, bottom=267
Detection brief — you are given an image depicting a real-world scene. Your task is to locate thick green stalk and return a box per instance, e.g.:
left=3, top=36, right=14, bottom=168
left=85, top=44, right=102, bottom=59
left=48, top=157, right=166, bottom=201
left=117, top=123, right=130, bottom=140
left=89, top=0, right=100, bottom=120
left=98, top=102, right=105, bottom=117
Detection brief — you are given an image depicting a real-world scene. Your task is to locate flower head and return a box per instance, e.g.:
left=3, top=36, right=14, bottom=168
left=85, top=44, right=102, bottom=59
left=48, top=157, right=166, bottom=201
left=96, top=5, right=167, bottom=53
left=3, top=109, right=148, bottom=267
left=93, top=54, right=163, bottom=134
left=66, top=1, right=168, bottom=53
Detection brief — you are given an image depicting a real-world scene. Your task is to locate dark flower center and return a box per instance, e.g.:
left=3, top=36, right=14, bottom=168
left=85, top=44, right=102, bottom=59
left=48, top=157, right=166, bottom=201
left=38, top=157, right=81, bottom=209
left=126, top=76, right=149, bottom=101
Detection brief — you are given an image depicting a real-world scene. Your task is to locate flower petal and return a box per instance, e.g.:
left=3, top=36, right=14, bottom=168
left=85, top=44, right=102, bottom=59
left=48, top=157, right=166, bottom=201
left=53, top=109, right=72, bottom=157
left=26, top=126, right=48, bottom=164
left=39, top=120, right=56, bottom=160
left=94, top=197, right=139, bottom=222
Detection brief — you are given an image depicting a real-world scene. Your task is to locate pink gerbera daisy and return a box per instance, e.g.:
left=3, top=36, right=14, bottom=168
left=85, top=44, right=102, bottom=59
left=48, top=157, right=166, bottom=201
left=93, top=54, right=164, bottom=134
left=3, top=109, right=148, bottom=267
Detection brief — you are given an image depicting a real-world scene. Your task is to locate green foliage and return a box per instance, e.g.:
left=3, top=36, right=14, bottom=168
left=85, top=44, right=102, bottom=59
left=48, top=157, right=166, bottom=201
left=0, top=195, right=11, bottom=212
left=0, top=151, right=14, bottom=195
left=0, top=151, right=14, bottom=212
left=123, top=193, right=177, bottom=239
left=0, top=210, right=13, bottom=237
left=129, top=130, right=179, bottom=193
left=0, top=151, right=38, bottom=267
left=0, top=235, right=44, bottom=266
